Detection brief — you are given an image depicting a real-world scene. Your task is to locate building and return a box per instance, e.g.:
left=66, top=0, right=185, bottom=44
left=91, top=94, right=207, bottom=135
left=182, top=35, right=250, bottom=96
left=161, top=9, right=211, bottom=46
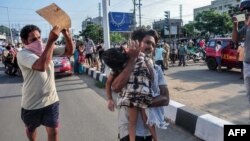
left=153, top=19, right=182, bottom=36
left=82, top=16, right=103, bottom=31
left=194, top=0, right=241, bottom=19
left=0, top=34, right=6, bottom=46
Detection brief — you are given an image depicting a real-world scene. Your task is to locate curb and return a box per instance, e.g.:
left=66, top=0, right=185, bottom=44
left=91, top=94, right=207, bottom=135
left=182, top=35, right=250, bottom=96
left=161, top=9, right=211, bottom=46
left=80, top=65, right=234, bottom=141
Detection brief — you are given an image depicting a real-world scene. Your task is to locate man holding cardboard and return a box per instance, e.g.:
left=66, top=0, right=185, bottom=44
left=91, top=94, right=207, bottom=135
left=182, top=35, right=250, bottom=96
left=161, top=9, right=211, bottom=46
left=17, top=4, right=73, bottom=141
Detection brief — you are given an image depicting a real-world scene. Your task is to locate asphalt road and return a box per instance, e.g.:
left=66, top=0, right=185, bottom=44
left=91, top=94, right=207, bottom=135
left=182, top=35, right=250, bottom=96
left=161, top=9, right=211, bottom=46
left=0, top=63, right=201, bottom=141
left=166, top=61, right=249, bottom=124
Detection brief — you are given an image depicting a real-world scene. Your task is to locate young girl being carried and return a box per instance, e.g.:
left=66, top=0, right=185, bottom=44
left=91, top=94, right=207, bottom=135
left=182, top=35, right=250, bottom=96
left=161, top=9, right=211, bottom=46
left=103, top=47, right=168, bottom=141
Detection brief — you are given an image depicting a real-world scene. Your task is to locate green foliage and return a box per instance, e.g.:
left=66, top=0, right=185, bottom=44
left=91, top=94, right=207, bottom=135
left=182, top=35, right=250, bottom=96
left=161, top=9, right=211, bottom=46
left=79, top=23, right=127, bottom=45
left=80, top=24, right=103, bottom=43
left=95, top=81, right=105, bottom=88
left=181, top=22, right=196, bottom=38
left=228, top=5, right=242, bottom=17
left=110, top=32, right=126, bottom=44
left=0, top=25, right=10, bottom=36
left=194, top=10, right=233, bottom=37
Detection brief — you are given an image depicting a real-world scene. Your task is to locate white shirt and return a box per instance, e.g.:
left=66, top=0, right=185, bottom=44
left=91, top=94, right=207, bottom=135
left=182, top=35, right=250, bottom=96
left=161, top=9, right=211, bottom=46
left=155, top=48, right=166, bottom=61
left=17, top=49, right=59, bottom=110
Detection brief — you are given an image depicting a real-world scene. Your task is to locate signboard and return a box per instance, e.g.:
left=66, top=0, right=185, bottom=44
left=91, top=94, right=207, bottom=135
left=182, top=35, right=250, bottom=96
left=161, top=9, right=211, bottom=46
left=109, top=12, right=134, bottom=32
left=164, top=26, right=178, bottom=35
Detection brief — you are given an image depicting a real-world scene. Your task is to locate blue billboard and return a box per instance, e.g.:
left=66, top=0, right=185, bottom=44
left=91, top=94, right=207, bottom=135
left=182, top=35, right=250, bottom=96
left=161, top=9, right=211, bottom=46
left=109, top=12, right=134, bottom=32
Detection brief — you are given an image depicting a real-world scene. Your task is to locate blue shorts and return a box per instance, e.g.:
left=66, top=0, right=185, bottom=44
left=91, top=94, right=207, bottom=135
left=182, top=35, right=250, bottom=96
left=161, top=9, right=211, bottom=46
left=216, top=57, right=222, bottom=65
left=21, top=102, right=59, bottom=132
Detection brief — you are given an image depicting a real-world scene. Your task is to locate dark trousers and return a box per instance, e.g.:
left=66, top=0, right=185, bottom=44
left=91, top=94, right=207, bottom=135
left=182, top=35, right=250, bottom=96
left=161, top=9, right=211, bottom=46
left=74, top=61, right=79, bottom=73
left=170, top=53, right=176, bottom=64
left=178, top=55, right=186, bottom=66
left=155, top=60, right=164, bottom=71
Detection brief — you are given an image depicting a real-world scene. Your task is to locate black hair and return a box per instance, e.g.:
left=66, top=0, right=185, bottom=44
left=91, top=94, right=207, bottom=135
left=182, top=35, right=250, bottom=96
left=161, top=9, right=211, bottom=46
left=217, top=40, right=222, bottom=45
left=20, top=25, right=41, bottom=41
left=131, top=28, right=159, bottom=44
left=102, top=47, right=128, bottom=74
left=6, top=45, right=11, bottom=50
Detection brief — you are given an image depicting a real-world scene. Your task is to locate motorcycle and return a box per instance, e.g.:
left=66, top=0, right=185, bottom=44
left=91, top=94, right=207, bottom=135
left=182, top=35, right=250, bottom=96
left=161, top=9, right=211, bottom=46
left=3, top=55, right=21, bottom=76
left=186, top=46, right=206, bottom=63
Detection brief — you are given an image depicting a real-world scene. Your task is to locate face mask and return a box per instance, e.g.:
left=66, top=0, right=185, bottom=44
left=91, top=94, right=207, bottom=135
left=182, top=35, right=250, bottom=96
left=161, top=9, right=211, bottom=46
left=24, top=40, right=44, bottom=56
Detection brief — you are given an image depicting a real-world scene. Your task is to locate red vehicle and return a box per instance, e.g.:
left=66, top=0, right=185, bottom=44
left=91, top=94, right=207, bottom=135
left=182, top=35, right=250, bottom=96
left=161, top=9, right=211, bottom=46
left=205, top=38, right=240, bottom=70
left=52, top=56, right=73, bottom=76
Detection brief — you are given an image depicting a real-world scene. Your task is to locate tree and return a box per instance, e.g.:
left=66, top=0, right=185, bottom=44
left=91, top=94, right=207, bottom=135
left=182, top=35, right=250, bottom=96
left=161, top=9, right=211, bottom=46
left=0, top=25, right=10, bottom=36
left=181, top=22, right=196, bottom=38
left=80, top=24, right=103, bottom=43
left=110, top=32, right=126, bottom=45
left=79, top=23, right=127, bottom=45
left=194, top=10, right=233, bottom=37
left=228, top=5, right=242, bottom=17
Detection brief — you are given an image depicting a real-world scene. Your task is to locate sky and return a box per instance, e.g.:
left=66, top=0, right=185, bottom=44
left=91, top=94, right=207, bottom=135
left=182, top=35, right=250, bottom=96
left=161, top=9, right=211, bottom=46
left=0, top=0, right=212, bottom=38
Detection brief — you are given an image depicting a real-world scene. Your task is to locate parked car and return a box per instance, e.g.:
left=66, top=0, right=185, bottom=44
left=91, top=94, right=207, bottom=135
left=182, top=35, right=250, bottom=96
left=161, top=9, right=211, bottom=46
left=52, top=56, right=73, bottom=76
left=205, top=38, right=240, bottom=70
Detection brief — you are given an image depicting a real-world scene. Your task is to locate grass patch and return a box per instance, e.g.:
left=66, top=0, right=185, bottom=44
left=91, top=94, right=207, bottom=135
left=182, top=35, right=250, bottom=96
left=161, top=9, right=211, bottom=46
left=95, top=81, right=105, bottom=88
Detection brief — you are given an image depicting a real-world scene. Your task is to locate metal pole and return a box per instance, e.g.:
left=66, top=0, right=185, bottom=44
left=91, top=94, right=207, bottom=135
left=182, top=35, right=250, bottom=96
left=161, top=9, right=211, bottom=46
left=102, top=0, right=110, bottom=50
left=138, top=0, right=142, bottom=27
left=6, top=7, right=13, bottom=44
left=133, top=0, right=136, bottom=29
left=102, top=0, right=111, bottom=74
left=168, top=11, right=171, bottom=42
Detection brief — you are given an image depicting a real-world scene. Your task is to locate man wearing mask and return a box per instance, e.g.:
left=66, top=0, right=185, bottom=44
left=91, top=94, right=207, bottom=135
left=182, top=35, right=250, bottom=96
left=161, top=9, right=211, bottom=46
left=232, top=12, right=250, bottom=103
left=17, top=25, right=73, bottom=141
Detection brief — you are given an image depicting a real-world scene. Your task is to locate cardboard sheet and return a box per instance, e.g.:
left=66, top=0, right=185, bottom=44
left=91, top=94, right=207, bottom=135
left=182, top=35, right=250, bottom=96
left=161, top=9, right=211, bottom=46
left=36, top=3, right=71, bottom=29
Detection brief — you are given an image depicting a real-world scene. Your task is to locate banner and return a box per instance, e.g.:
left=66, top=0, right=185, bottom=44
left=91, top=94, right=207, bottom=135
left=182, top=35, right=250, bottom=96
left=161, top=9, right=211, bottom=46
left=109, top=12, right=134, bottom=32
left=164, top=26, right=178, bottom=35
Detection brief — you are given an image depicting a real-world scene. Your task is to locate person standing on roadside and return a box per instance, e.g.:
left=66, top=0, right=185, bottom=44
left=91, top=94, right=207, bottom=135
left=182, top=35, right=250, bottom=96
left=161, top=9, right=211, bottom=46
left=155, top=44, right=166, bottom=71
left=178, top=41, right=187, bottom=67
left=84, top=36, right=95, bottom=67
left=232, top=12, right=250, bottom=103
left=237, top=42, right=245, bottom=79
left=73, top=44, right=80, bottom=74
left=17, top=24, right=73, bottom=141
left=78, top=43, right=85, bottom=74
left=215, top=40, right=222, bottom=72
left=162, top=40, right=170, bottom=70
left=170, top=40, right=177, bottom=66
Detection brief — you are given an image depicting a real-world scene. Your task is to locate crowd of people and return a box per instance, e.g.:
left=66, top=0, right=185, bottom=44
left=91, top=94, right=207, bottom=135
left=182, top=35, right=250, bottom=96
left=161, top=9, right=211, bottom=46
left=73, top=36, right=105, bottom=74
left=151, top=38, right=206, bottom=72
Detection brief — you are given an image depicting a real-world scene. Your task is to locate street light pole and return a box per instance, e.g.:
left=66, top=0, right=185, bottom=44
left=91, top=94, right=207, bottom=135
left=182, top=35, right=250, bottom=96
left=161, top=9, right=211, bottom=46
left=133, top=0, right=136, bottom=30
left=138, top=0, right=142, bottom=27
left=102, top=0, right=110, bottom=50
left=102, top=0, right=111, bottom=74
left=0, top=6, right=13, bottom=44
